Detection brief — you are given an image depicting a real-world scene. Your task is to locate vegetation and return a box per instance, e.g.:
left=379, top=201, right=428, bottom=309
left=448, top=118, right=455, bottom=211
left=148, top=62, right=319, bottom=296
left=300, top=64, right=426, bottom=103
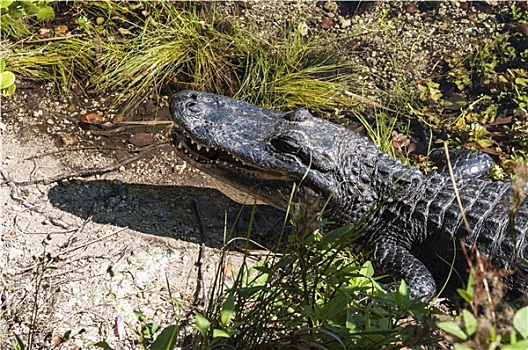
left=188, top=201, right=440, bottom=349
left=2, top=1, right=528, bottom=349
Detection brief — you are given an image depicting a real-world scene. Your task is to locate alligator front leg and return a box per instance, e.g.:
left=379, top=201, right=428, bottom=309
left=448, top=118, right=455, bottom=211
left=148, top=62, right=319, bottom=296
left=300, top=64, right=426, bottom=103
left=373, top=242, right=437, bottom=300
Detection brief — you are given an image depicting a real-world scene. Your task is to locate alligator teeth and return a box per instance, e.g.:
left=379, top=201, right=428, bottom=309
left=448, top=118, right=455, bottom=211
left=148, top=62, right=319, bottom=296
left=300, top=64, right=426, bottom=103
left=205, top=146, right=210, bottom=152
left=191, top=139, right=196, bottom=145
left=177, top=141, right=183, bottom=149
left=196, top=144, right=202, bottom=151
left=223, top=161, right=228, bottom=166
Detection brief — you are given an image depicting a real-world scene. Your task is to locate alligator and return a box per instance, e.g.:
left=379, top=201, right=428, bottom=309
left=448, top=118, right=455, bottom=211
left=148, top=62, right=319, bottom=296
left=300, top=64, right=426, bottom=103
left=169, top=90, right=528, bottom=299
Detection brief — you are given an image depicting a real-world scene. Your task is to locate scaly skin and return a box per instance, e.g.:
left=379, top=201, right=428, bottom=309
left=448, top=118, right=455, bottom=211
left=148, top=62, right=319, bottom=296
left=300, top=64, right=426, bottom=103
left=169, top=90, right=528, bottom=299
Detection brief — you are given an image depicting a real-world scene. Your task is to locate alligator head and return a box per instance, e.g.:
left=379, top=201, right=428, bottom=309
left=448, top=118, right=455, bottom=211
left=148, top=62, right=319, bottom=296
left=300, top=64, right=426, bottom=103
left=169, top=90, right=377, bottom=216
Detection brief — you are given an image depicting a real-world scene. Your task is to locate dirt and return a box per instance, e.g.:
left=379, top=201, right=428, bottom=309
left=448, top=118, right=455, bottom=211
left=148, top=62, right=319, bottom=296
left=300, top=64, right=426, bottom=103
left=0, top=79, right=286, bottom=348
left=0, top=1, right=521, bottom=349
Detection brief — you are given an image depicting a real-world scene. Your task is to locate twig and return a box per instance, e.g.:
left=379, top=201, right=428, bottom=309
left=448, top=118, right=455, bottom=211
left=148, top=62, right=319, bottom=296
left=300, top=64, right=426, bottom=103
left=0, top=167, right=33, bottom=208
left=192, top=199, right=207, bottom=307
left=12, top=154, right=141, bottom=187
left=60, top=227, right=127, bottom=256
left=444, top=142, right=472, bottom=239
left=21, top=34, right=83, bottom=45
left=23, top=141, right=168, bottom=161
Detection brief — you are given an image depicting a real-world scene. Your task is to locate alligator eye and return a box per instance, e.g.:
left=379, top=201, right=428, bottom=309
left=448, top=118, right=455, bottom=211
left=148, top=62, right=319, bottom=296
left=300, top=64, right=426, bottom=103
left=270, top=131, right=306, bottom=154
left=283, top=109, right=311, bottom=122
left=185, top=101, right=201, bottom=113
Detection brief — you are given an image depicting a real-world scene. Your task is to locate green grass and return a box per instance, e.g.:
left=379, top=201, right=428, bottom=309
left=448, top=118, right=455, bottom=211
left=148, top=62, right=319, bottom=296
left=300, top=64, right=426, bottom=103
left=187, top=200, right=440, bottom=349
left=4, top=1, right=360, bottom=114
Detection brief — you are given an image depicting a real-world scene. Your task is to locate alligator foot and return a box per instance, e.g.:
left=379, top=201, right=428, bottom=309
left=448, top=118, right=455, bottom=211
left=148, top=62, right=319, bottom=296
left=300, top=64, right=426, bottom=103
left=374, top=242, right=437, bottom=300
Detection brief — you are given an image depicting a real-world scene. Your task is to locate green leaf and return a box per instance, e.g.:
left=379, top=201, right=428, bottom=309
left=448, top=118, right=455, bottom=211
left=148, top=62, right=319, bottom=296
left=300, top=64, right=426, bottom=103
left=437, top=321, right=468, bottom=340
left=462, top=309, right=477, bottom=337
left=0, top=58, right=5, bottom=72
left=321, top=293, right=350, bottom=319
left=220, top=292, right=235, bottom=327
left=118, top=27, right=133, bottom=36
left=36, top=6, right=54, bottom=21
left=23, top=3, right=39, bottom=15
left=150, top=325, right=178, bottom=350
left=456, top=289, right=473, bottom=302
left=453, top=344, right=473, bottom=350
left=195, top=313, right=210, bottom=336
left=502, top=340, right=528, bottom=350
left=90, top=342, right=114, bottom=350
left=0, top=71, right=15, bottom=89
left=513, top=306, right=528, bottom=340
left=0, top=0, right=13, bottom=9
left=134, top=310, right=146, bottom=323
left=13, top=334, right=25, bottom=350
left=398, top=279, right=409, bottom=297
left=212, top=329, right=231, bottom=338
left=8, top=9, right=22, bottom=19
left=360, top=261, right=374, bottom=277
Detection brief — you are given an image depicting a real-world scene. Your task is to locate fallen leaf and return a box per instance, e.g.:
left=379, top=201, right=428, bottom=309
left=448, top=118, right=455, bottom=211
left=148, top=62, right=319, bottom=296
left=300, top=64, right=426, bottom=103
left=55, top=25, right=68, bottom=34
left=113, top=114, right=125, bottom=123
left=80, top=112, right=102, bottom=125
left=320, top=18, right=333, bottom=30
left=38, top=28, right=52, bottom=38
left=129, top=133, right=154, bottom=147
left=515, top=23, right=528, bottom=38
left=51, top=335, right=62, bottom=347
left=405, top=4, right=418, bottom=14
left=57, top=132, right=77, bottom=146
left=114, top=314, right=125, bottom=339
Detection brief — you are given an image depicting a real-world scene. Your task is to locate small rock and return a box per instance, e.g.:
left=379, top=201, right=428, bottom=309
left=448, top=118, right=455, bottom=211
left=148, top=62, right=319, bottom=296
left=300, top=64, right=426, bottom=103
left=57, top=132, right=77, bottom=146
left=338, top=16, right=351, bottom=28
left=346, top=39, right=360, bottom=50
left=298, top=22, right=309, bottom=36
left=323, top=1, right=338, bottom=13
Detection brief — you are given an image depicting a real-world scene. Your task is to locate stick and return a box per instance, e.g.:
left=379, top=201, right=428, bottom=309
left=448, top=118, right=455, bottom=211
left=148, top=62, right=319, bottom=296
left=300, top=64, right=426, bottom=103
left=13, top=154, right=141, bottom=187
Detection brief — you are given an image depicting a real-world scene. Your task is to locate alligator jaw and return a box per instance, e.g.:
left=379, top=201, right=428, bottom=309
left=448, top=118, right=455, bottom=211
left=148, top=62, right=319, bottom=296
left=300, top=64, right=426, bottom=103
left=170, top=126, right=288, bottom=179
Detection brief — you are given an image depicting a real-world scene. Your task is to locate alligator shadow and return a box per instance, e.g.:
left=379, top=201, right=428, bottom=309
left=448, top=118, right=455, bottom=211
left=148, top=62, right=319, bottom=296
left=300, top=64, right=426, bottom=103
left=47, top=179, right=287, bottom=249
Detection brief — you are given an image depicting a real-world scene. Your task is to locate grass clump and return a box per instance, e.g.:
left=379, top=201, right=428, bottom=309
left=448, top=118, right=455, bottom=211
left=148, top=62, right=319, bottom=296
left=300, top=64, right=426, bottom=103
left=4, top=1, right=359, bottom=114
left=6, top=38, right=95, bottom=93
left=189, top=201, right=439, bottom=349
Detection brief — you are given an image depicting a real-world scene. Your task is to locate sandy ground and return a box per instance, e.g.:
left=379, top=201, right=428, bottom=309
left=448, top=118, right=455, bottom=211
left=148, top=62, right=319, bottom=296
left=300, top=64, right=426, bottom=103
left=0, top=81, right=285, bottom=349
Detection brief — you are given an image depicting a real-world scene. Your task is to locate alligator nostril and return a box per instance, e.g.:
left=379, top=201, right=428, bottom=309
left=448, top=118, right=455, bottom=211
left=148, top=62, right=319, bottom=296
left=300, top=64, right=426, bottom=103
left=187, top=101, right=197, bottom=108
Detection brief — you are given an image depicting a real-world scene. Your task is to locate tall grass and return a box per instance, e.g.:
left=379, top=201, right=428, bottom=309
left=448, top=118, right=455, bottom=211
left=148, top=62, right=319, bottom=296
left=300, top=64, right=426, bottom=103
left=4, top=1, right=360, bottom=113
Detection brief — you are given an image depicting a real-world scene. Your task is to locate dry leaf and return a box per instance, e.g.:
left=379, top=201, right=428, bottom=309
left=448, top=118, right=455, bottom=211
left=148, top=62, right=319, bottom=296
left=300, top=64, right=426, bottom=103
left=129, top=133, right=154, bottom=147
left=320, top=18, right=333, bottom=29
left=55, top=25, right=69, bottom=34
left=80, top=112, right=103, bottom=125
left=38, top=28, right=52, bottom=38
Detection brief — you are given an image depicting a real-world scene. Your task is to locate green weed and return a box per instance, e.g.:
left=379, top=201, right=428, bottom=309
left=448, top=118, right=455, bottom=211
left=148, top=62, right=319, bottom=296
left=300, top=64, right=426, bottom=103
left=190, top=200, right=438, bottom=349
